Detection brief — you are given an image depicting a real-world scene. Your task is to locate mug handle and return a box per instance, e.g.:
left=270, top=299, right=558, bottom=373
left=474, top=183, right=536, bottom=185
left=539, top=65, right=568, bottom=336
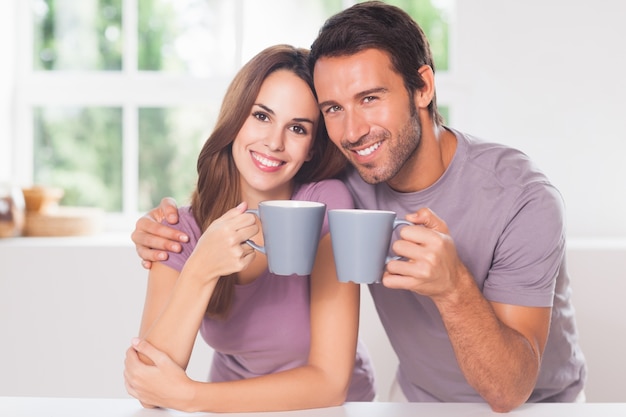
left=385, top=219, right=413, bottom=263
left=244, top=209, right=266, bottom=254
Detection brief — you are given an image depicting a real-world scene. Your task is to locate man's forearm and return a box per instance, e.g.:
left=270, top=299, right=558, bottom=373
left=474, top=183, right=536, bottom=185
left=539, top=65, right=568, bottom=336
left=435, top=273, right=540, bottom=412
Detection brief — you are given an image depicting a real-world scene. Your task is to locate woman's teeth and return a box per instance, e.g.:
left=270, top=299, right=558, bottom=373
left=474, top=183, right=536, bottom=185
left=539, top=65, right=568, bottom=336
left=253, top=152, right=282, bottom=167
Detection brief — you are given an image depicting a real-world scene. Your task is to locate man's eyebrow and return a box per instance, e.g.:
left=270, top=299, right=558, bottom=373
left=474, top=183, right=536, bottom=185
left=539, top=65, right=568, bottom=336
left=357, top=87, right=388, bottom=98
left=318, top=87, right=389, bottom=110
left=317, top=99, right=338, bottom=110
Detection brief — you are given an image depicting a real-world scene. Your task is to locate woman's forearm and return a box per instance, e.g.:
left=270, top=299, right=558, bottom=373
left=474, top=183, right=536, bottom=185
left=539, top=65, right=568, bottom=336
left=140, top=263, right=218, bottom=369
left=178, top=363, right=351, bottom=413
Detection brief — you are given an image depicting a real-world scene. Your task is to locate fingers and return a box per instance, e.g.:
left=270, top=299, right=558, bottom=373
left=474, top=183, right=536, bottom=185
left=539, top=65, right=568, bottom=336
left=384, top=209, right=461, bottom=297
left=138, top=214, right=189, bottom=247
left=131, top=212, right=189, bottom=269
left=124, top=344, right=158, bottom=409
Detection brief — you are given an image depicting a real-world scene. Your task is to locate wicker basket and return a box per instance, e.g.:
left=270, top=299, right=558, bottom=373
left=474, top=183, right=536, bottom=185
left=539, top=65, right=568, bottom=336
left=24, top=206, right=104, bottom=237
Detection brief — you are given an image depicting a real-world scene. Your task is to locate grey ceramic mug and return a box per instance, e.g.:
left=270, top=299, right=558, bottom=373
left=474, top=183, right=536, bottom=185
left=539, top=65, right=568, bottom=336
left=246, top=200, right=326, bottom=276
left=328, top=209, right=412, bottom=284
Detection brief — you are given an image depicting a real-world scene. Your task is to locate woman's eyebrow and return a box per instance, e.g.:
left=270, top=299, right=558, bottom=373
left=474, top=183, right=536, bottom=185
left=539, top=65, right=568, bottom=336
left=255, top=103, right=315, bottom=125
left=253, top=103, right=275, bottom=115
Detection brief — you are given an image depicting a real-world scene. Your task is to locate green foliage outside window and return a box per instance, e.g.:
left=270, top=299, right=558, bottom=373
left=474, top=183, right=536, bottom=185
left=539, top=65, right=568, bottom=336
left=34, top=107, right=123, bottom=211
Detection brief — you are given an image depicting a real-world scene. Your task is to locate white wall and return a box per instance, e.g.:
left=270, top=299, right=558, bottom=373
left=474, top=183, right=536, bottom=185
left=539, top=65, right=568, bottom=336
left=0, top=236, right=214, bottom=399
left=448, top=0, right=626, bottom=238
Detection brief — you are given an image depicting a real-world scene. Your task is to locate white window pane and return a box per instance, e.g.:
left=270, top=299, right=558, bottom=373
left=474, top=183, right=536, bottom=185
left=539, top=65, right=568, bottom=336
left=33, top=0, right=123, bottom=71
left=138, top=0, right=237, bottom=76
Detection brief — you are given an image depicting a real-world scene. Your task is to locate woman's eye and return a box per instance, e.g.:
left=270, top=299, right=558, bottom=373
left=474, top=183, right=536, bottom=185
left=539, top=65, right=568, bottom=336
left=290, top=125, right=307, bottom=135
left=253, top=112, right=269, bottom=122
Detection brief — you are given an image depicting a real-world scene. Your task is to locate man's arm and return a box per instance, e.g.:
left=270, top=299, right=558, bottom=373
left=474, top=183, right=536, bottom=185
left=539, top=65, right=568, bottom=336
left=384, top=208, right=549, bottom=412
left=132, top=197, right=188, bottom=269
left=434, top=267, right=549, bottom=412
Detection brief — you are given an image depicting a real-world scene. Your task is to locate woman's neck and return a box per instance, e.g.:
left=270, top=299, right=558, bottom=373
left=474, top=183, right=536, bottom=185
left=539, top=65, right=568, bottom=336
left=241, top=183, right=295, bottom=209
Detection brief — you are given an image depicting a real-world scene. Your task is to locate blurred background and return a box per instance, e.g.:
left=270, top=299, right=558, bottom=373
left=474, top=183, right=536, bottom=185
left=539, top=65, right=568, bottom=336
left=3, top=0, right=624, bottom=238
left=1, top=0, right=453, bottom=229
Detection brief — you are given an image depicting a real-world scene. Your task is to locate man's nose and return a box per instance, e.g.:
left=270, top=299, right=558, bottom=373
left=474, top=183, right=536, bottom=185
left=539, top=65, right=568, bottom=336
left=343, top=110, right=369, bottom=144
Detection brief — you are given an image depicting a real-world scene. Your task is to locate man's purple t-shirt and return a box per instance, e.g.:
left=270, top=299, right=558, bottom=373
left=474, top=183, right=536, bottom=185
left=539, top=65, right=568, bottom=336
left=162, top=179, right=376, bottom=401
left=343, top=128, right=587, bottom=402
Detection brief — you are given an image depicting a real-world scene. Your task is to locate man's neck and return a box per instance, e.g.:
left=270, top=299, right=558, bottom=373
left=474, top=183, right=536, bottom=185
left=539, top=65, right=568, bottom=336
left=386, top=125, right=457, bottom=193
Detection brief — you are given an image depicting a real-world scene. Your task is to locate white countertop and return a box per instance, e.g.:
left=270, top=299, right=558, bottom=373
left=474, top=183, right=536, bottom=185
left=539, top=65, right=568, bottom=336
left=2, top=397, right=626, bottom=417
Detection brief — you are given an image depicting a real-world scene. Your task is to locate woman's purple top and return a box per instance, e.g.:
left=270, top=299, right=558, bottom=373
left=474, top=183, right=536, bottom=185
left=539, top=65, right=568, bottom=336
left=162, top=179, right=376, bottom=401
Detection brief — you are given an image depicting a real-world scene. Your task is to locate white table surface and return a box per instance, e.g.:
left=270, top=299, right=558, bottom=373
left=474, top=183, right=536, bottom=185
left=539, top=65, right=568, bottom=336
left=2, top=397, right=626, bottom=417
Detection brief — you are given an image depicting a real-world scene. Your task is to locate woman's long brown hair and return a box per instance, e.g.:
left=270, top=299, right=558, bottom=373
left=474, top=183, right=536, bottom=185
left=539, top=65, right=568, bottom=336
left=191, top=45, right=347, bottom=318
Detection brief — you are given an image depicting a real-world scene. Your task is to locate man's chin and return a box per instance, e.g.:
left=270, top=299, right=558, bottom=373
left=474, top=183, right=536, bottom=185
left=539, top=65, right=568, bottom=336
left=355, top=166, right=389, bottom=185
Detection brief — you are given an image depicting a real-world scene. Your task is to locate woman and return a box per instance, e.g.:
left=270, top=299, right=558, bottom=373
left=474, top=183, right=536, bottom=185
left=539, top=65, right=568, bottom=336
left=123, top=45, right=375, bottom=413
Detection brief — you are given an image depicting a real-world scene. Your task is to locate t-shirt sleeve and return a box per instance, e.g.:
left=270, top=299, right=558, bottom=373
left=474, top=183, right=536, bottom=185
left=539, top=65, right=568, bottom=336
left=160, top=206, right=201, bottom=272
left=483, top=182, right=565, bottom=307
left=294, top=179, right=355, bottom=236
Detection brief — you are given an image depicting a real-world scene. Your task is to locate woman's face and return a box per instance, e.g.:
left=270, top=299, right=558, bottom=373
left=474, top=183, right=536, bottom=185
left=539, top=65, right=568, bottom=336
left=232, top=69, right=319, bottom=200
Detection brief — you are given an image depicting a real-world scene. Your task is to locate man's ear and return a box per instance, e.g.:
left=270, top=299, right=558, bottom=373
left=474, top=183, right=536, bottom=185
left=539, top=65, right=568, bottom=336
left=415, top=65, right=435, bottom=109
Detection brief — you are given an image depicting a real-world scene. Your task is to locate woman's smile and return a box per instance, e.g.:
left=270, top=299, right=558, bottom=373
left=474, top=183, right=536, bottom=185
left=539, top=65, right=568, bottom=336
left=250, top=150, right=285, bottom=172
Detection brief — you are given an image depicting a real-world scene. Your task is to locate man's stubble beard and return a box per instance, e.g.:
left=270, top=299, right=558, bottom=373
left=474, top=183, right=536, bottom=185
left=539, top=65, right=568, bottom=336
left=355, top=109, right=422, bottom=185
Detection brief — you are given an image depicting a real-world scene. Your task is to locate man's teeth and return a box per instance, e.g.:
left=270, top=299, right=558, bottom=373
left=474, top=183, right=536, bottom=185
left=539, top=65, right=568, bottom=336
left=356, top=142, right=381, bottom=156
left=253, top=153, right=282, bottom=167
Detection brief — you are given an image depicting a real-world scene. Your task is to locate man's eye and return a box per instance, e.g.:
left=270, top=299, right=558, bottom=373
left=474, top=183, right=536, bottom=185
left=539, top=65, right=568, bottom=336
left=363, top=96, right=376, bottom=103
left=325, top=105, right=341, bottom=114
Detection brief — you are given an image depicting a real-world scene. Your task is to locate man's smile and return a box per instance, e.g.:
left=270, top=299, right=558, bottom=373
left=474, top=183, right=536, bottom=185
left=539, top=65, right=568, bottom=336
left=354, top=141, right=382, bottom=157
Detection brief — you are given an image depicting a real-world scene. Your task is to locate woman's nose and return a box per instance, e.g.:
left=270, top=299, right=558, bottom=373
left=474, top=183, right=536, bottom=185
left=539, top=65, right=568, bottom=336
left=263, top=131, right=285, bottom=152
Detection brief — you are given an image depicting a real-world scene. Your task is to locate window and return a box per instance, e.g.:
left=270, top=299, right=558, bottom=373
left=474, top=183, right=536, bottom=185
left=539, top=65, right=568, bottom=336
left=5, top=0, right=454, bottom=230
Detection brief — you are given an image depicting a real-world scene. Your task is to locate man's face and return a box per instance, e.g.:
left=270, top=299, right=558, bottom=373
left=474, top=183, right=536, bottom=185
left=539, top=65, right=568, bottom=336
left=313, top=48, right=421, bottom=185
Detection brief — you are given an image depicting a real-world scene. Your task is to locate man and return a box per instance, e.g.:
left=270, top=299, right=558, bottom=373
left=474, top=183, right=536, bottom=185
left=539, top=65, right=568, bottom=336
left=131, top=2, right=586, bottom=412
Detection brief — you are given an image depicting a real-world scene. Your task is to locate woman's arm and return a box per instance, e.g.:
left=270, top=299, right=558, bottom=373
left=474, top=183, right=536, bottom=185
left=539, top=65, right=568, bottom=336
left=126, top=233, right=362, bottom=413
left=138, top=203, right=258, bottom=368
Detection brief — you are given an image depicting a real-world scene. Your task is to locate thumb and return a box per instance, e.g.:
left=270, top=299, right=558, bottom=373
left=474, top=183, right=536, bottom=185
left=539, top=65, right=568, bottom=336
left=132, top=338, right=163, bottom=366
left=159, top=197, right=180, bottom=225
left=222, top=202, right=249, bottom=219
left=405, top=208, right=449, bottom=234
